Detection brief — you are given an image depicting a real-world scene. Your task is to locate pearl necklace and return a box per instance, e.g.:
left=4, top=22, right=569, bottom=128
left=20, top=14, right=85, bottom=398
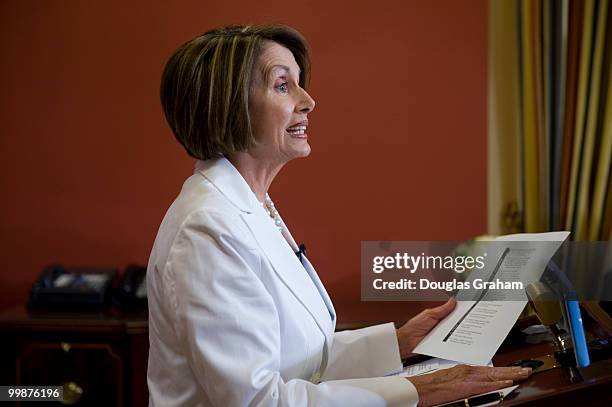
left=261, top=193, right=283, bottom=232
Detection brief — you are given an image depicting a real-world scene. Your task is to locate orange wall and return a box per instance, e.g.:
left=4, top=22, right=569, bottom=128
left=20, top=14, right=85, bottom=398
left=0, top=0, right=487, bottom=322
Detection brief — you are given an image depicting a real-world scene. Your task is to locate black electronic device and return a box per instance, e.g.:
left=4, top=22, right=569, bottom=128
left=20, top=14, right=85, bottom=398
left=28, top=264, right=117, bottom=309
left=113, top=264, right=147, bottom=310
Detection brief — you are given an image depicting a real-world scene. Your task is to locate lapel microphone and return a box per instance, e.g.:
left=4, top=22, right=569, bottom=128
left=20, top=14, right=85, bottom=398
left=295, top=243, right=307, bottom=262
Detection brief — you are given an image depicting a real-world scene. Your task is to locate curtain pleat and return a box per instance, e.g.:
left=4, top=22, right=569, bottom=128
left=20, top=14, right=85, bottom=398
left=489, top=0, right=611, bottom=240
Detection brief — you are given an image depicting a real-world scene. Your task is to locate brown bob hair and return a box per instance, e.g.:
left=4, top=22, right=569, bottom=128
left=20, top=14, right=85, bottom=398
left=160, top=25, right=311, bottom=160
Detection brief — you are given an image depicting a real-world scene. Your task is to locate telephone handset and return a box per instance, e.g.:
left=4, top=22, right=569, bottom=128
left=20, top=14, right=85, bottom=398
left=113, top=264, right=147, bottom=310
left=28, top=264, right=117, bottom=309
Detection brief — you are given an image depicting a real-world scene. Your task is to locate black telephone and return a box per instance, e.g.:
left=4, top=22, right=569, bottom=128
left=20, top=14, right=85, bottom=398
left=113, top=264, right=147, bottom=310
left=29, top=264, right=148, bottom=311
left=28, top=264, right=117, bottom=309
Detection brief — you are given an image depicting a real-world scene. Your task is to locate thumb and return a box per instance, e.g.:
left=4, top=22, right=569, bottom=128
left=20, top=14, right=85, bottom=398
left=427, top=297, right=457, bottom=320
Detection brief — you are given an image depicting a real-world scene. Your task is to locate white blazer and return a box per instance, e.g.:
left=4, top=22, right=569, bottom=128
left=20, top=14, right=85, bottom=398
left=146, top=157, right=419, bottom=406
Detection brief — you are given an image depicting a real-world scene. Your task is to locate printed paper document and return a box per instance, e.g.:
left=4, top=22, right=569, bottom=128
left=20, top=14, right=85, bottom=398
left=413, top=232, right=569, bottom=365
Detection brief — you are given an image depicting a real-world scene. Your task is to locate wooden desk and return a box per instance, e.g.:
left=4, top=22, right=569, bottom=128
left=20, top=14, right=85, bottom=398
left=490, top=304, right=612, bottom=406
left=352, top=310, right=612, bottom=406
left=0, top=306, right=149, bottom=406
left=493, top=338, right=612, bottom=406
left=1, top=306, right=610, bottom=406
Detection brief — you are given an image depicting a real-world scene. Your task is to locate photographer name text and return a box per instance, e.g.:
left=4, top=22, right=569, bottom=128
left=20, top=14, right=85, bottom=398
left=372, top=278, right=523, bottom=291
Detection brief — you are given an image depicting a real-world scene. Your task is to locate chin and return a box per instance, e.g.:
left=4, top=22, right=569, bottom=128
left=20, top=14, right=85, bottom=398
left=293, top=144, right=311, bottom=159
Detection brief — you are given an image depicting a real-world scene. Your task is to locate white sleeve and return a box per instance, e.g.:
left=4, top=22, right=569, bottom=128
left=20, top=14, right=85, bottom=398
left=322, top=323, right=407, bottom=380
left=167, top=210, right=419, bottom=407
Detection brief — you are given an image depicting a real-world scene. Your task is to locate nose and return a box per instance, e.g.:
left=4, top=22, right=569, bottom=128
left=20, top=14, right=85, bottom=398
left=296, top=87, right=315, bottom=114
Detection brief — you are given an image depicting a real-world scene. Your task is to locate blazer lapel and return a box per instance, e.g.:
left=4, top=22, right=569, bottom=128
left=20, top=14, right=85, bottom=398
left=300, top=256, right=337, bottom=325
left=196, top=158, right=334, bottom=347
left=241, top=209, right=334, bottom=347
left=280, top=218, right=337, bottom=326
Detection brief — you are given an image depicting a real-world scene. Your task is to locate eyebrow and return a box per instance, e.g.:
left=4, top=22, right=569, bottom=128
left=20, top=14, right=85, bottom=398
left=264, top=64, right=300, bottom=82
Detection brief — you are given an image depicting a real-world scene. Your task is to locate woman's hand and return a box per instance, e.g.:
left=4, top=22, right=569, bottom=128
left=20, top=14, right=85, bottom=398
left=396, top=297, right=456, bottom=358
left=408, top=365, right=531, bottom=407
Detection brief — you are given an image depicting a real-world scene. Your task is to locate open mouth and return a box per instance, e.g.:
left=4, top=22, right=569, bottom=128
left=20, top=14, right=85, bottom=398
left=286, top=125, right=307, bottom=136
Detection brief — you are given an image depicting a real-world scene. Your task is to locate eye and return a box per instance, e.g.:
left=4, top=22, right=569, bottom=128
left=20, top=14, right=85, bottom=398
left=276, top=82, right=289, bottom=94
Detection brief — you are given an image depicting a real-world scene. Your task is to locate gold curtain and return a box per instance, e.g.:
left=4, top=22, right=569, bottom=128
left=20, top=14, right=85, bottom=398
left=489, top=0, right=612, bottom=240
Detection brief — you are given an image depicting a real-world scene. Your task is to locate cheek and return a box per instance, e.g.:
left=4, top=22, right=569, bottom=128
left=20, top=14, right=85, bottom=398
left=249, top=95, right=293, bottom=136
left=271, top=103, right=293, bottom=128
left=250, top=109, right=273, bottom=138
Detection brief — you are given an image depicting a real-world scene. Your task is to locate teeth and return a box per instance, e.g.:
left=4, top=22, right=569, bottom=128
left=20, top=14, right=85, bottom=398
left=286, top=125, right=307, bottom=136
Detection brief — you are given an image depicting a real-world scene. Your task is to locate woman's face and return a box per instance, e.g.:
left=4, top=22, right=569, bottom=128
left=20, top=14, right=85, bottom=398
left=248, top=41, right=316, bottom=164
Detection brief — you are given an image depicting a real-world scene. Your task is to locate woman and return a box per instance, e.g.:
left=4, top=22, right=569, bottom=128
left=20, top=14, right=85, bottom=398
left=147, top=25, right=530, bottom=406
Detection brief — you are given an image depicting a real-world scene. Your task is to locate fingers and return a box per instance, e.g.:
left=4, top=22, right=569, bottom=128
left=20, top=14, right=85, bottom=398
left=462, top=366, right=532, bottom=382
left=456, top=365, right=531, bottom=382
left=409, top=365, right=525, bottom=407
left=425, top=297, right=457, bottom=320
